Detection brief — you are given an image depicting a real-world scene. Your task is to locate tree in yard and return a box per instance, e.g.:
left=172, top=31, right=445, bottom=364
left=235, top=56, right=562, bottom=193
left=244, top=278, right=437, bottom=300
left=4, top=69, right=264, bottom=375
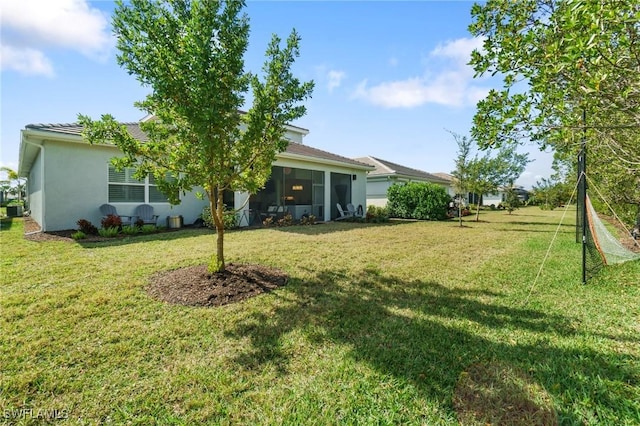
left=0, top=167, right=25, bottom=202
left=502, top=183, right=521, bottom=214
left=450, top=132, right=529, bottom=222
left=79, top=0, right=313, bottom=273
left=468, top=0, right=640, bottom=227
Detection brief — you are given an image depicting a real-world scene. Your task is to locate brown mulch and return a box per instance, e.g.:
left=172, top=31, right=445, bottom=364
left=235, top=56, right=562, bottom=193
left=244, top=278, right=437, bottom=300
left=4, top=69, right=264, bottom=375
left=147, top=263, right=288, bottom=307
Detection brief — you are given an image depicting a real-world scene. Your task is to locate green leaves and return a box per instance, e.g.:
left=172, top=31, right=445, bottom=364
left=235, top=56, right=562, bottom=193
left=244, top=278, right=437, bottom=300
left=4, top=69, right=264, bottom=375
left=80, top=0, right=314, bottom=271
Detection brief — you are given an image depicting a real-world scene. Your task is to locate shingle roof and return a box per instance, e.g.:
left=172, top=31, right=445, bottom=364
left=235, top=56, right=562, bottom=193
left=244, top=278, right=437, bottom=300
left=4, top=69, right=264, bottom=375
left=285, top=142, right=373, bottom=168
left=24, top=122, right=370, bottom=168
left=25, top=122, right=149, bottom=142
left=354, top=156, right=449, bottom=183
left=433, top=172, right=453, bottom=182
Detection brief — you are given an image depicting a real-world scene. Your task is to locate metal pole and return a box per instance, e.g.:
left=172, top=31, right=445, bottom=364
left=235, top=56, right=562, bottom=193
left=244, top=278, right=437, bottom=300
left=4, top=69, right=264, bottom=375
left=581, top=108, right=587, bottom=284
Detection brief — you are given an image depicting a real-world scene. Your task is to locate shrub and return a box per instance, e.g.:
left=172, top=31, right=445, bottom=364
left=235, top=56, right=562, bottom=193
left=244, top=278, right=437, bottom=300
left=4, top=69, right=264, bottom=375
left=101, top=214, right=122, bottom=229
left=262, top=216, right=274, bottom=227
left=121, top=225, right=140, bottom=235
left=140, top=224, right=157, bottom=234
left=299, top=214, right=316, bottom=225
left=277, top=213, right=294, bottom=227
left=366, top=205, right=389, bottom=223
left=77, top=219, right=98, bottom=235
left=201, top=206, right=238, bottom=230
left=387, top=182, right=450, bottom=220
left=71, top=231, right=86, bottom=240
left=98, top=226, right=119, bottom=237
left=135, top=218, right=145, bottom=228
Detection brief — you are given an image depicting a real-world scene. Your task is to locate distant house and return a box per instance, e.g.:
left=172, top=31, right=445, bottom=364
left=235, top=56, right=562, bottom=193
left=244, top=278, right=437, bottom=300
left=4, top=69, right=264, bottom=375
left=19, top=120, right=373, bottom=231
left=482, top=186, right=530, bottom=207
left=353, top=156, right=450, bottom=207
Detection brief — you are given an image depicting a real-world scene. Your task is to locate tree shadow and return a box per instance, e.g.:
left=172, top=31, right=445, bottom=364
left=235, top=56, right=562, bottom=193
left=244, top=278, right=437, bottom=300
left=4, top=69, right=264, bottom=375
left=224, top=268, right=638, bottom=423
left=271, top=220, right=412, bottom=236
left=0, top=217, right=14, bottom=231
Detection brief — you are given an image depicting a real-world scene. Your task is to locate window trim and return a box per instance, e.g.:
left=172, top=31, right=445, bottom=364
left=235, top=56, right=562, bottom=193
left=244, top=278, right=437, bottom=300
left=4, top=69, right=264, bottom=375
left=108, top=166, right=174, bottom=204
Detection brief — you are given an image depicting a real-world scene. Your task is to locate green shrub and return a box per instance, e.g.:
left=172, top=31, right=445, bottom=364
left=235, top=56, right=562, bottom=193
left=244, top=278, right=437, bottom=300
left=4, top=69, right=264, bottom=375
left=121, top=225, right=140, bottom=235
left=387, top=182, right=449, bottom=220
left=71, top=231, right=86, bottom=240
left=140, top=225, right=157, bottom=234
left=77, top=219, right=98, bottom=235
left=366, top=205, right=389, bottom=223
left=98, top=227, right=119, bottom=238
left=201, top=206, right=238, bottom=230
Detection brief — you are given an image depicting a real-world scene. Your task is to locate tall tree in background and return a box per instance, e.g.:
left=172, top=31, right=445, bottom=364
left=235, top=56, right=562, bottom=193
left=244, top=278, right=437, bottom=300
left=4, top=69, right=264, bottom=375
left=469, top=0, right=640, bottom=225
left=80, top=0, right=313, bottom=273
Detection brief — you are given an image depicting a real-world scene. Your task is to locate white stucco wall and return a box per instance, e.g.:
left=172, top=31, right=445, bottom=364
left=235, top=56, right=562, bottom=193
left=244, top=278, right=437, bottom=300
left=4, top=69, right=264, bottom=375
left=27, top=147, right=43, bottom=227
left=41, top=140, right=208, bottom=231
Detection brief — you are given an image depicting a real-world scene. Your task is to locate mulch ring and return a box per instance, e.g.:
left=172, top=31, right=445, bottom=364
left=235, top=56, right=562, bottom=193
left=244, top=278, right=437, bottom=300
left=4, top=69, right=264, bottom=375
left=147, top=263, right=288, bottom=307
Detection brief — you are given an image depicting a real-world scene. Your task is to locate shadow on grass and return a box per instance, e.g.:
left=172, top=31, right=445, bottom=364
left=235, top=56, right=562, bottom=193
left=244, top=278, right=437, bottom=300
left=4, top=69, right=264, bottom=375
left=272, top=220, right=412, bottom=235
left=76, top=227, right=213, bottom=248
left=225, top=269, right=638, bottom=424
left=0, top=217, right=14, bottom=231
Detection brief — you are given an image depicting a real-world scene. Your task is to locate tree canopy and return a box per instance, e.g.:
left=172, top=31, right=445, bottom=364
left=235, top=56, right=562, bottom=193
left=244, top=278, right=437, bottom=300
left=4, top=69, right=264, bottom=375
left=80, top=0, right=313, bottom=272
left=451, top=132, right=529, bottom=222
left=469, top=0, right=640, bottom=224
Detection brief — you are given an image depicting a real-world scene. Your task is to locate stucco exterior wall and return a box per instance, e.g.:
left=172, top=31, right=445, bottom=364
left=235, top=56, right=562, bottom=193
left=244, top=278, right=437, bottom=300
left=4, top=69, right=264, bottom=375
left=41, top=140, right=208, bottom=231
left=27, top=147, right=43, bottom=227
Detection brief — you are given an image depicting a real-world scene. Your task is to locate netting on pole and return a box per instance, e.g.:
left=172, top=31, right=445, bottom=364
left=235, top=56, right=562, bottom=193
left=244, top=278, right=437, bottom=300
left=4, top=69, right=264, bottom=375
left=581, top=195, right=640, bottom=282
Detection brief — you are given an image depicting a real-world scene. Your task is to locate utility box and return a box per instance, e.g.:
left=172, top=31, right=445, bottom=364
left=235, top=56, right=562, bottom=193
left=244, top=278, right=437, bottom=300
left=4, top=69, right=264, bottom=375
left=7, top=205, right=23, bottom=217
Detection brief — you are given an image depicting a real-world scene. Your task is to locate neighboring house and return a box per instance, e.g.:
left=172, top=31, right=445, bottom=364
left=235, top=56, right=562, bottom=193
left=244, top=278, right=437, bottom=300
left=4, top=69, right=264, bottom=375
left=432, top=172, right=456, bottom=197
left=353, top=156, right=451, bottom=207
left=19, top=121, right=373, bottom=231
left=482, top=186, right=530, bottom=207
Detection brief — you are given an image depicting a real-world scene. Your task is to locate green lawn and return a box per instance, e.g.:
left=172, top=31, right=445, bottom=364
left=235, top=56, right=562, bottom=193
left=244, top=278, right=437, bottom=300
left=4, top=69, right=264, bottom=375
left=2, top=208, right=639, bottom=425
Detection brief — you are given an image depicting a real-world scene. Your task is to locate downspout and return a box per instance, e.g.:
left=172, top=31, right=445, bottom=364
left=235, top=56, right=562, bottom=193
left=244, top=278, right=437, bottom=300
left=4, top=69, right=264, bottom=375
left=22, top=139, right=45, bottom=232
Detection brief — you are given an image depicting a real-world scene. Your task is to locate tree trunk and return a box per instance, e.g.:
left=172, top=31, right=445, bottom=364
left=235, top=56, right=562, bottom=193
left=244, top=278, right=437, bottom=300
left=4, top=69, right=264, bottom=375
left=458, top=203, right=462, bottom=227
left=208, top=187, right=226, bottom=273
left=475, top=201, right=481, bottom=222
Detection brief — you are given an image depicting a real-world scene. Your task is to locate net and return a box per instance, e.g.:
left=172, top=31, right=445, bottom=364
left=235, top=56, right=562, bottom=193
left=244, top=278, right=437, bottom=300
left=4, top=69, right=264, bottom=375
left=587, top=196, right=640, bottom=266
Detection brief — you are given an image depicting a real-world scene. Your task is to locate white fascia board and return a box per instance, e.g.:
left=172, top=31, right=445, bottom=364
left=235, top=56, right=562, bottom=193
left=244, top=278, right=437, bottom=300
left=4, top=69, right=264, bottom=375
left=277, top=151, right=374, bottom=171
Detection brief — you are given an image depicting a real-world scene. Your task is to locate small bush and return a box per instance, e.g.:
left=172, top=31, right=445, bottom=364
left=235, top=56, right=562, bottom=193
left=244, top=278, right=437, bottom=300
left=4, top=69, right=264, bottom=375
left=101, top=214, right=122, bottom=229
left=300, top=214, right=316, bottom=225
left=121, top=225, right=140, bottom=235
left=262, top=216, right=274, bottom=227
left=140, top=225, right=157, bottom=234
left=77, top=219, right=98, bottom=235
left=277, top=213, right=294, bottom=227
left=71, top=231, right=86, bottom=240
left=366, top=205, right=390, bottom=223
left=98, top=226, right=119, bottom=238
left=135, top=218, right=145, bottom=228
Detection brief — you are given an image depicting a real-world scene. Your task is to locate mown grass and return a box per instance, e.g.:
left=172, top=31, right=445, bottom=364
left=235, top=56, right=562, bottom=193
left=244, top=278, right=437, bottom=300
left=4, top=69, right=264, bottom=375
left=1, top=207, right=639, bottom=425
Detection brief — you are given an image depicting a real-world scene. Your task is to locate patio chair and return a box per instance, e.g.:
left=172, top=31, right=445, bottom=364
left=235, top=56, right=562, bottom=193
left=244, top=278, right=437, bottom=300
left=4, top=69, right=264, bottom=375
left=134, top=204, right=159, bottom=225
left=346, top=203, right=365, bottom=218
left=335, top=203, right=353, bottom=220
left=99, top=203, right=133, bottom=226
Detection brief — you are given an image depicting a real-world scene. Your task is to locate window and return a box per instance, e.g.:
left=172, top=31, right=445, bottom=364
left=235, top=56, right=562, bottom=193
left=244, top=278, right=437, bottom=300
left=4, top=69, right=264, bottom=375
left=108, top=166, right=173, bottom=203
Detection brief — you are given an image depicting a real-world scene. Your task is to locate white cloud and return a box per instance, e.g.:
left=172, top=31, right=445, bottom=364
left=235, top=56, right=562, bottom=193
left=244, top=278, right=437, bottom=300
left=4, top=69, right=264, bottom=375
left=327, top=70, right=346, bottom=92
left=352, top=37, right=489, bottom=109
left=0, top=0, right=112, bottom=76
left=1, top=45, right=54, bottom=77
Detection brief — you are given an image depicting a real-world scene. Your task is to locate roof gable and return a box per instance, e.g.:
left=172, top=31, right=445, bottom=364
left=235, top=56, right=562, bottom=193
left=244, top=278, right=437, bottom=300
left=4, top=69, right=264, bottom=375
left=354, top=156, right=449, bottom=183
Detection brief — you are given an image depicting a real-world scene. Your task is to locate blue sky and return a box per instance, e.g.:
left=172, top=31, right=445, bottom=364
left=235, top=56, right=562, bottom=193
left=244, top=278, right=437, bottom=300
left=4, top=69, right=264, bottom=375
left=1, top=0, right=554, bottom=188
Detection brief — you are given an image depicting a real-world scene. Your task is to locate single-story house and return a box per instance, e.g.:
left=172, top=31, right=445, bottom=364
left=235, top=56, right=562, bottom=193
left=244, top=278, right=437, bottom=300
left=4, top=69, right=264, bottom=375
left=19, top=120, right=373, bottom=232
left=481, top=185, right=530, bottom=207
left=353, top=156, right=451, bottom=207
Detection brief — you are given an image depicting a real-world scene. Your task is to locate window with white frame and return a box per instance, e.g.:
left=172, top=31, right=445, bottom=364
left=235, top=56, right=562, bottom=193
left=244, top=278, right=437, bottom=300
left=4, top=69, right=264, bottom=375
left=108, top=166, right=172, bottom=203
